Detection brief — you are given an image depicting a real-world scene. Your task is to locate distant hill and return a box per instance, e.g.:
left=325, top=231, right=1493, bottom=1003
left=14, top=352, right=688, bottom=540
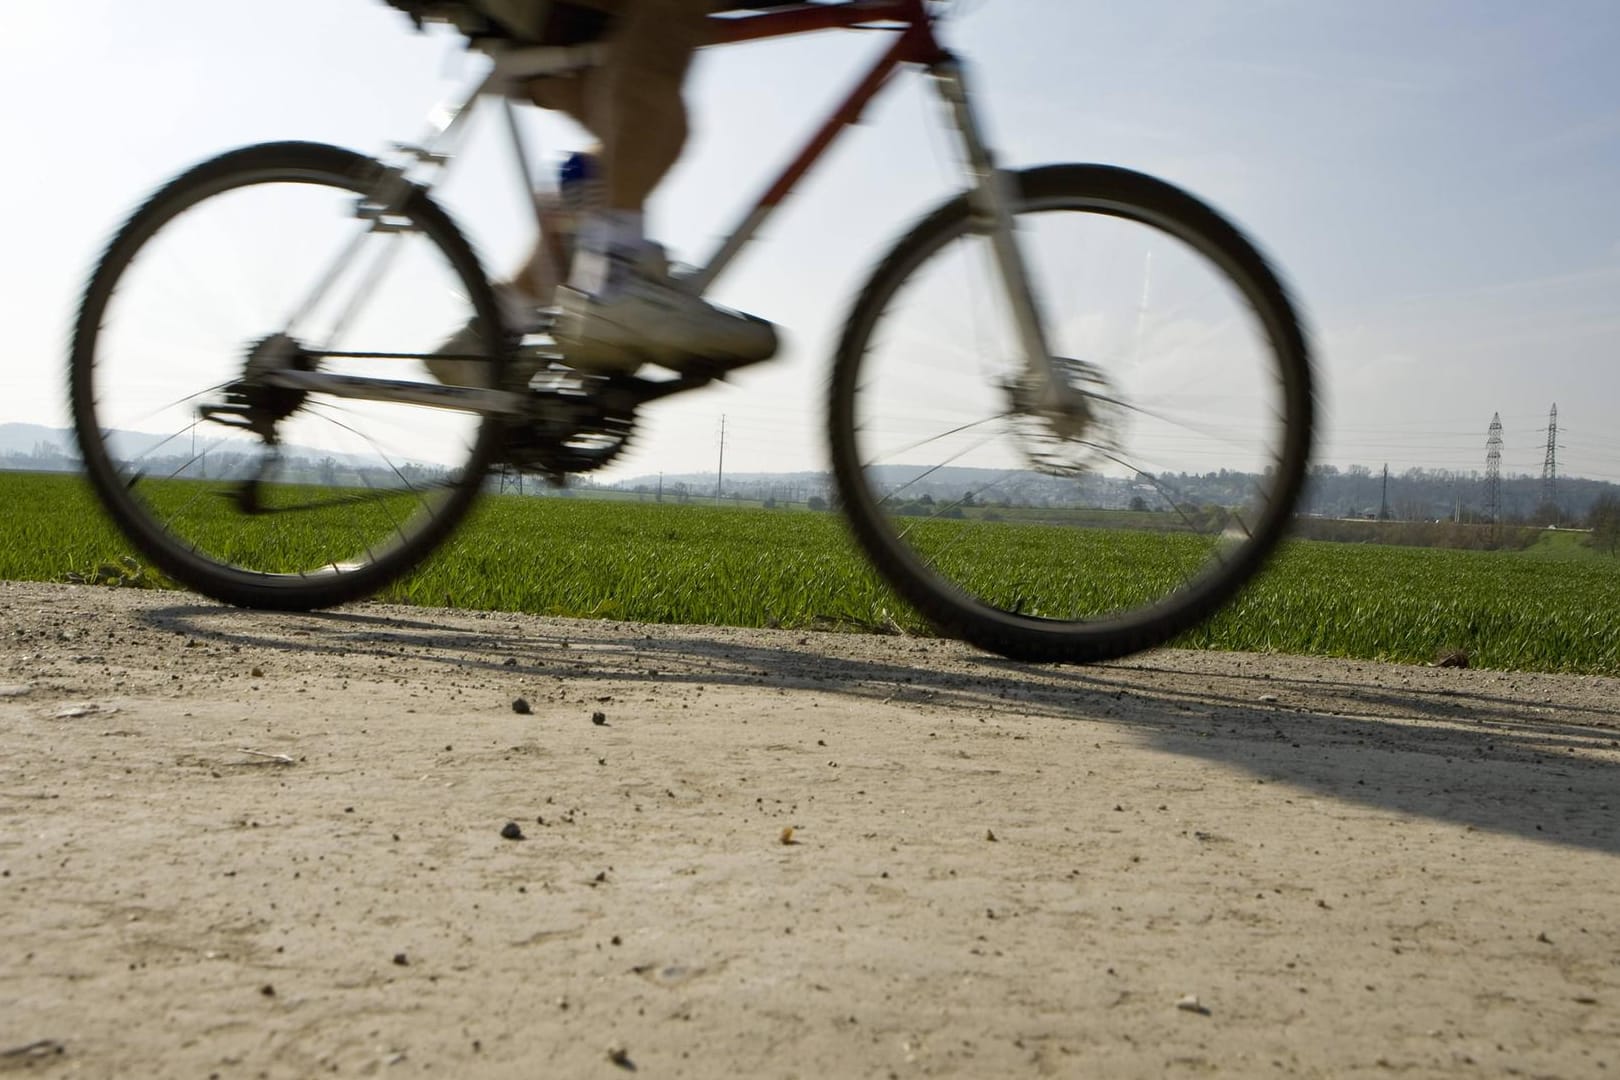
left=0, top=422, right=75, bottom=457
left=613, top=460, right=1620, bottom=523
left=614, top=463, right=1172, bottom=511
left=0, top=423, right=436, bottom=474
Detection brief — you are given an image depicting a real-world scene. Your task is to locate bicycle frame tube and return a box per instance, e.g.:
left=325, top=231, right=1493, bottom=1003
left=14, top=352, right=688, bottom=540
left=422, top=0, right=949, bottom=296
left=260, top=368, right=528, bottom=416
left=687, top=2, right=1067, bottom=411
left=929, top=58, right=1067, bottom=412
left=687, top=0, right=947, bottom=293
left=284, top=36, right=584, bottom=344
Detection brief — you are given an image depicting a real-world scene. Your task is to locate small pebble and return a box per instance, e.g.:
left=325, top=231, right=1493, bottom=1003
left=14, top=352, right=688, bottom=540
left=591, top=710, right=607, bottom=725
left=1176, top=994, right=1210, bottom=1015
left=500, top=822, right=525, bottom=841
left=393, top=953, right=409, bottom=966
left=512, top=698, right=531, bottom=715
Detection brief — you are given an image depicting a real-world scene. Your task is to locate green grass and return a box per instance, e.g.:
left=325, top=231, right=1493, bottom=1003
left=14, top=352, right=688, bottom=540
left=1518, top=528, right=1612, bottom=563
left=394, top=493, right=902, bottom=631
left=1188, top=542, right=1620, bottom=673
left=3, top=470, right=1617, bottom=674
left=0, top=471, right=131, bottom=582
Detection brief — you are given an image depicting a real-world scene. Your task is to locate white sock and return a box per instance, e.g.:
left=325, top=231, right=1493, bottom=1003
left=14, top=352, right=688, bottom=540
left=568, top=209, right=647, bottom=298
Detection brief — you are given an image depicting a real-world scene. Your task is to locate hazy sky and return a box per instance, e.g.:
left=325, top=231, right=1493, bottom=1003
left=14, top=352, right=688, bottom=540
left=5, top=1, right=1618, bottom=484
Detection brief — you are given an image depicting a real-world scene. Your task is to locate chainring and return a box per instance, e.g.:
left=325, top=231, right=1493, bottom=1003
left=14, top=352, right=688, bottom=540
left=502, top=370, right=638, bottom=476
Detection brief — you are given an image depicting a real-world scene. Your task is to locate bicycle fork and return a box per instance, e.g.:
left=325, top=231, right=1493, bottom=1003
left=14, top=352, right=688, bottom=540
left=930, top=58, right=1092, bottom=431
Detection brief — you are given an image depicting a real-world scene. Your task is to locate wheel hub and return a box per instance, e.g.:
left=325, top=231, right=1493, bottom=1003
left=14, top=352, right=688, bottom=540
left=1005, top=356, right=1128, bottom=476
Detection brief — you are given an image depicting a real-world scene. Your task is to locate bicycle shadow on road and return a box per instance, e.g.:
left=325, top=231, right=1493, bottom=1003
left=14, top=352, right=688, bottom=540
left=136, top=601, right=1620, bottom=860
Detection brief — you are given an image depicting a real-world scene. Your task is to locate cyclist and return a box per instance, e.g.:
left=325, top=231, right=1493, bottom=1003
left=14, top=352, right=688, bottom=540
left=397, top=0, right=778, bottom=374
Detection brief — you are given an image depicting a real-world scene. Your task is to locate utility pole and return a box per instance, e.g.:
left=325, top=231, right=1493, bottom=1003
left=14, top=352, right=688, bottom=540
left=715, top=414, right=726, bottom=504
left=656, top=472, right=663, bottom=503
left=1379, top=464, right=1389, bottom=521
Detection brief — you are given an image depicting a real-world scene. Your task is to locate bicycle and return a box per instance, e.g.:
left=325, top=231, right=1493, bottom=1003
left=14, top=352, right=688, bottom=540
left=69, top=0, right=1313, bottom=663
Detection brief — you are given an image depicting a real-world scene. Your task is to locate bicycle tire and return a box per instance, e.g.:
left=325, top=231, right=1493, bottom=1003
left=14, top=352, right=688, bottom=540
left=828, top=164, right=1313, bottom=662
left=70, top=141, right=508, bottom=611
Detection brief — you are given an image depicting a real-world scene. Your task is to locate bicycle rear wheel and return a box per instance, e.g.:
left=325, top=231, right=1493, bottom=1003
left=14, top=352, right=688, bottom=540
left=829, top=165, right=1313, bottom=662
left=70, top=141, right=508, bottom=610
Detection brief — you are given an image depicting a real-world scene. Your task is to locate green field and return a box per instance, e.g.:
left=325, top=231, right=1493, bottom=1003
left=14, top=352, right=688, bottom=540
left=3, top=470, right=1617, bottom=675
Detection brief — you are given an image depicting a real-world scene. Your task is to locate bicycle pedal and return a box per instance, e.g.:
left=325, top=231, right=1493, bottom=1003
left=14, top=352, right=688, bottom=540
left=511, top=310, right=559, bottom=340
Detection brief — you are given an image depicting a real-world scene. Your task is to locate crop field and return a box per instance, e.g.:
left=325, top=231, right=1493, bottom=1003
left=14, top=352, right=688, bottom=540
left=2, top=470, right=1617, bottom=674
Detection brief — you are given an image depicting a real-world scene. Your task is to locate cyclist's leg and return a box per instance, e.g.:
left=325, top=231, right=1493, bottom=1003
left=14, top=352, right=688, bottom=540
left=524, top=0, right=777, bottom=372
left=591, top=0, right=711, bottom=213
left=522, top=0, right=710, bottom=284
left=434, top=1, right=649, bottom=381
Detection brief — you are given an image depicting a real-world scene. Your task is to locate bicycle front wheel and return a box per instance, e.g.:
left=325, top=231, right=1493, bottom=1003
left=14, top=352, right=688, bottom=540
left=829, top=165, right=1313, bottom=662
left=70, top=142, right=508, bottom=610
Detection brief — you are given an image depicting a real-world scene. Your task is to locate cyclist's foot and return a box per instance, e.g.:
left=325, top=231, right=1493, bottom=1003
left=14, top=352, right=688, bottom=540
left=553, top=250, right=777, bottom=376
left=435, top=285, right=546, bottom=354
left=427, top=285, right=545, bottom=386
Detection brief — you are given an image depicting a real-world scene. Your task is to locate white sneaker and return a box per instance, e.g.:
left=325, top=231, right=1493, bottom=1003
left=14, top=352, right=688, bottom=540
left=553, top=256, right=777, bottom=376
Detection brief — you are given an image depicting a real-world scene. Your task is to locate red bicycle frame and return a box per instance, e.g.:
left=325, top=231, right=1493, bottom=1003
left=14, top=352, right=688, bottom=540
left=689, top=0, right=953, bottom=290
left=683, top=1, right=1056, bottom=393
left=425, top=0, right=1057, bottom=402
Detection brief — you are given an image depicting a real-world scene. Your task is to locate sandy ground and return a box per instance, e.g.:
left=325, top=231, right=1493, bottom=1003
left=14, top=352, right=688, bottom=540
left=1, top=579, right=1617, bottom=1079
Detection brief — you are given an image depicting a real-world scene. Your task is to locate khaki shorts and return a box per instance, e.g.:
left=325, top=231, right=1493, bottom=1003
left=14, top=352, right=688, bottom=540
left=468, top=1, right=615, bottom=44
left=387, top=1, right=615, bottom=45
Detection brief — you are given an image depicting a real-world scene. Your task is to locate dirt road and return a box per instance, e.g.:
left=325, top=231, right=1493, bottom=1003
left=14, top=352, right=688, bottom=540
left=2, top=580, right=1616, bottom=1078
